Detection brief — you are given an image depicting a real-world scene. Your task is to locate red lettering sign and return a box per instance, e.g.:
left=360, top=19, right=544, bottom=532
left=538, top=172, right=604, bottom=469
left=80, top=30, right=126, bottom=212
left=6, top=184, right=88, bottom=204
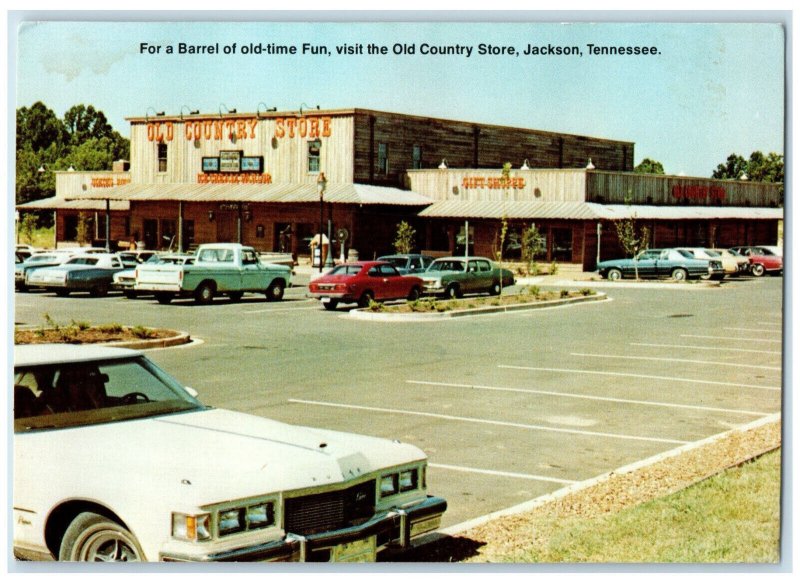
left=461, top=176, right=526, bottom=190
left=672, top=185, right=726, bottom=200
left=196, top=172, right=273, bottom=184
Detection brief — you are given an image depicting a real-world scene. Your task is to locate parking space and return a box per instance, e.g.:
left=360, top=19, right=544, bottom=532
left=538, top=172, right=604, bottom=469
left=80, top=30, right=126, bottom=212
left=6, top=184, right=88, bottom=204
left=13, top=276, right=784, bottom=532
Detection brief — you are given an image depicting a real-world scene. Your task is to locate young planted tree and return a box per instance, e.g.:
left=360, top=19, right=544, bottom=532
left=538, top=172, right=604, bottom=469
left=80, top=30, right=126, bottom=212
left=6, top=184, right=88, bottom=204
left=521, top=223, right=546, bottom=275
left=393, top=221, right=416, bottom=254
left=614, top=215, right=651, bottom=280
left=76, top=212, right=92, bottom=247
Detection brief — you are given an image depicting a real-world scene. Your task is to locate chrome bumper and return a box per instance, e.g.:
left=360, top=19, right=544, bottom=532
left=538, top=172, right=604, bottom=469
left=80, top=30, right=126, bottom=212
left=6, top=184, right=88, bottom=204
left=160, top=495, right=447, bottom=562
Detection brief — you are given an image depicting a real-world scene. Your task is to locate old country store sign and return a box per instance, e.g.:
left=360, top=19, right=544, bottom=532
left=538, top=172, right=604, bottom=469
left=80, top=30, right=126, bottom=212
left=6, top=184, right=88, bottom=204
left=145, top=115, right=333, bottom=143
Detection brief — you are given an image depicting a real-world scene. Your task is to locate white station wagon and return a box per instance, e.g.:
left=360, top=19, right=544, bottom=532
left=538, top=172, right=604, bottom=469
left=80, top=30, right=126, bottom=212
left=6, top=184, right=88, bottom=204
left=13, top=345, right=446, bottom=562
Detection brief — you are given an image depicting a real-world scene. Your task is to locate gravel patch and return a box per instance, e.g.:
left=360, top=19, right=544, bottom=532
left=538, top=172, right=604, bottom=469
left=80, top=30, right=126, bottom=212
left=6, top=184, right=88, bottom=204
left=397, top=415, right=781, bottom=563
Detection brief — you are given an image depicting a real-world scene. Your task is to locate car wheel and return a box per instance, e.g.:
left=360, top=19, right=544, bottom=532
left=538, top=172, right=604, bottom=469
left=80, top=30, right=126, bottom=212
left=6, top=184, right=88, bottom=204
left=55, top=289, right=70, bottom=297
left=607, top=268, right=623, bottom=281
left=194, top=282, right=215, bottom=304
left=265, top=280, right=285, bottom=302
left=444, top=283, right=461, bottom=299
left=489, top=280, right=501, bottom=296
left=358, top=291, right=374, bottom=308
left=228, top=292, right=243, bottom=302
left=59, top=512, right=145, bottom=562
left=751, top=263, right=765, bottom=277
left=123, top=291, right=138, bottom=299
left=671, top=268, right=688, bottom=282
left=323, top=300, right=339, bottom=311
left=155, top=293, right=173, bottom=305
left=90, top=284, right=109, bottom=298
left=407, top=286, right=421, bottom=302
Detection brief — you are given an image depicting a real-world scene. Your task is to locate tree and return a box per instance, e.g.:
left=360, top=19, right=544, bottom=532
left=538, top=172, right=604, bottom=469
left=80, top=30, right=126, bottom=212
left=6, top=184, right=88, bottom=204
left=521, top=223, right=546, bottom=273
left=76, top=212, right=92, bottom=246
left=393, top=221, right=416, bottom=254
left=614, top=194, right=651, bottom=280
left=634, top=158, right=665, bottom=174
left=495, top=162, right=512, bottom=263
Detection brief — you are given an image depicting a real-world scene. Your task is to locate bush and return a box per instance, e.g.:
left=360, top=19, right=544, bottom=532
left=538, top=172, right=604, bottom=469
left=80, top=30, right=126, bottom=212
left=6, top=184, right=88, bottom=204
left=550, top=261, right=560, bottom=276
left=580, top=288, right=595, bottom=296
left=130, top=325, right=156, bottom=339
left=97, top=323, right=124, bottom=334
left=560, top=289, right=570, bottom=298
left=367, top=300, right=384, bottom=312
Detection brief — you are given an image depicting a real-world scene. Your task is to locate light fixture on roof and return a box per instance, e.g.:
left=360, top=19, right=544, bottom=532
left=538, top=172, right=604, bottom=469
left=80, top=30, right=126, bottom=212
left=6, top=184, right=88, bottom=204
left=586, top=158, right=595, bottom=170
left=257, top=102, right=277, bottom=118
left=740, top=172, right=749, bottom=181
left=145, top=107, right=165, bottom=121
left=438, top=159, right=448, bottom=170
left=299, top=103, right=319, bottom=115
left=180, top=105, right=199, bottom=119
left=219, top=103, right=236, bottom=117
left=68, top=166, right=75, bottom=172
left=520, top=159, right=530, bottom=170
left=37, top=165, right=46, bottom=173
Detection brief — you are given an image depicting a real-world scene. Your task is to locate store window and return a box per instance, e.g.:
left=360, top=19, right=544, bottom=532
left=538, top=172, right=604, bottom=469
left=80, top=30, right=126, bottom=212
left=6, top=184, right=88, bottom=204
left=157, top=143, right=168, bottom=173
left=378, top=143, right=389, bottom=175
left=412, top=145, right=422, bottom=169
left=307, top=140, right=321, bottom=173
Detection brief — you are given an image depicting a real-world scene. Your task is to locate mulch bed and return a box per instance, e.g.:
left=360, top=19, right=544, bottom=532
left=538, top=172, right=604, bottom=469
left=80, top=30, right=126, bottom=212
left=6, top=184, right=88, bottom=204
left=15, top=327, right=179, bottom=345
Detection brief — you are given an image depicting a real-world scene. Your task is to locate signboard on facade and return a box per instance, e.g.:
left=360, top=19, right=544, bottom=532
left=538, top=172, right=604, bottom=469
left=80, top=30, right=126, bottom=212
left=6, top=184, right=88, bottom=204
left=202, top=157, right=220, bottom=172
left=241, top=156, right=264, bottom=172
left=219, top=150, right=242, bottom=173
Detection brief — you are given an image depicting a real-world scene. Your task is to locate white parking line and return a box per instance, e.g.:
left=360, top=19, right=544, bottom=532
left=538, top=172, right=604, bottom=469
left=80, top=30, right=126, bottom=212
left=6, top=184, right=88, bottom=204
left=631, top=342, right=781, bottom=356
left=497, top=365, right=781, bottom=392
left=681, top=334, right=782, bottom=344
left=570, top=352, right=781, bottom=371
left=428, top=463, right=578, bottom=485
left=406, top=380, right=769, bottom=416
left=724, top=326, right=782, bottom=333
left=287, top=399, right=690, bottom=445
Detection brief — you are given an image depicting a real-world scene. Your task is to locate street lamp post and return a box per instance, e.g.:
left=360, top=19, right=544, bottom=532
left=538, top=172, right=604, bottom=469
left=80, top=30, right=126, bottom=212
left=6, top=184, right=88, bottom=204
left=317, top=172, right=327, bottom=272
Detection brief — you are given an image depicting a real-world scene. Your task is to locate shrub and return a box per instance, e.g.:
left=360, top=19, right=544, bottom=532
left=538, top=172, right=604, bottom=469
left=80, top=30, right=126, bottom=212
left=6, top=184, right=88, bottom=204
left=97, top=323, right=124, bottom=334
left=130, top=325, right=156, bottom=339
left=367, top=300, right=384, bottom=312
left=550, top=261, right=560, bottom=276
left=560, top=289, right=570, bottom=298
left=71, top=320, right=91, bottom=331
left=580, top=288, right=595, bottom=296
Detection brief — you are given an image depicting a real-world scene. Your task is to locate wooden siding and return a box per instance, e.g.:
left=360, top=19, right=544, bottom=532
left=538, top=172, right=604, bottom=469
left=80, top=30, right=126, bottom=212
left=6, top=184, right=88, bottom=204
left=353, top=110, right=634, bottom=186
left=55, top=171, right=131, bottom=198
left=129, top=114, right=355, bottom=186
left=587, top=171, right=783, bottom=207
left=407, top=169, right=587, bottom=202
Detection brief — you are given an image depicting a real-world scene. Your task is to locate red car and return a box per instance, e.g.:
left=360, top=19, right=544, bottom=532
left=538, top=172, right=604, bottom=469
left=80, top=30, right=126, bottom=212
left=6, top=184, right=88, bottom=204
left=309, top=261, right=424, bottom=310
left=730, top=246, right=783, bottom=277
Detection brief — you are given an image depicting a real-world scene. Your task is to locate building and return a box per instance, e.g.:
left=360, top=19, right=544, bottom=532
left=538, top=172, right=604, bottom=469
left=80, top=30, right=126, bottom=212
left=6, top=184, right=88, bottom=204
left=18, top=108, right=782, bottom=269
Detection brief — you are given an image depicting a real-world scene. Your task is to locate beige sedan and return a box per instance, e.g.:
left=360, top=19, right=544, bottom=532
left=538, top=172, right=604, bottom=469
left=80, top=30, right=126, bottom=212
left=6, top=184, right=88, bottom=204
left=710, top=248, right=750, bottom=276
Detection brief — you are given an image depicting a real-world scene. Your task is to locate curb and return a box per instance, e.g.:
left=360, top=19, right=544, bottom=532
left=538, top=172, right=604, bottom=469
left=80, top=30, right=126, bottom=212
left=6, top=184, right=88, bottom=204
left=433, top=413, right=781, bottom=539
left=346, top=293, right=608, bottom=322
left=101, top=330, right=192, bottom=350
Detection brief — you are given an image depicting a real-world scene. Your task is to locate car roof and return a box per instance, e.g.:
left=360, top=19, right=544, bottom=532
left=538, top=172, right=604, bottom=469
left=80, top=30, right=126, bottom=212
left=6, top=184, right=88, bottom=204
left=432, top=256, right=490, bottom=261
left=14, top=344, right=142, bottom=368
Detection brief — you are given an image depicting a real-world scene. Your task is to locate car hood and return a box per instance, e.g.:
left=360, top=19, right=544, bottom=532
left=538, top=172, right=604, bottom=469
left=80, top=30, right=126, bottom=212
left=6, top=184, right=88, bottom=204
left=19, top=408, right=425, bottom=506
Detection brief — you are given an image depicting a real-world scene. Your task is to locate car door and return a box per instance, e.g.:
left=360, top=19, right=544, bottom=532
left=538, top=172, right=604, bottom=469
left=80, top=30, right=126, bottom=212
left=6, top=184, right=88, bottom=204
left=632, top=250, right=659, bottom=277
left=379, top=263, right=406, bottom=299
left=240, top=249, right=262, bottom=291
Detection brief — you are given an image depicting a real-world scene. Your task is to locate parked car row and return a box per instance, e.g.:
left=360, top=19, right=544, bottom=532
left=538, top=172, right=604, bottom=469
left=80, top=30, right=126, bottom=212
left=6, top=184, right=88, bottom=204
left=308, top=256, right=516, bottom=310
left=596, top=246, right=782, bottom=281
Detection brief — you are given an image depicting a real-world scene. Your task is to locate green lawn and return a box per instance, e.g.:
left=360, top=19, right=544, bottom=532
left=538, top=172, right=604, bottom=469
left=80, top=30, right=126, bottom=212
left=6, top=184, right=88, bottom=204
left=510, top=450, right=781, bottom=563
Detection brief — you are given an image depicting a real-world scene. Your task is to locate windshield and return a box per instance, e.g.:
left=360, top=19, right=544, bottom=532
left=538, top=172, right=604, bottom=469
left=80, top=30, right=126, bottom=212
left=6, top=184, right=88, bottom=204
left=379, top=257, right=407, bottom=269
left=14, top=356, right=204, bottom=432
left=427, top=260, right=464, bottom=273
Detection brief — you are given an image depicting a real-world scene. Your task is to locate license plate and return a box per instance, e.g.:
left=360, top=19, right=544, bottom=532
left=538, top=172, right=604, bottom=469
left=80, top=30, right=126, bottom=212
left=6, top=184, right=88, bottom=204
left=331, top=535, right=376, bottom=562
left=320, top=296, right=331, bottom=303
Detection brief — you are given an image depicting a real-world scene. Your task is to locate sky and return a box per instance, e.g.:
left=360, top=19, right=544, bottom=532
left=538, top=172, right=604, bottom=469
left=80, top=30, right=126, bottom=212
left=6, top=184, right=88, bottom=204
left=11, top=16, right=786, bottom=178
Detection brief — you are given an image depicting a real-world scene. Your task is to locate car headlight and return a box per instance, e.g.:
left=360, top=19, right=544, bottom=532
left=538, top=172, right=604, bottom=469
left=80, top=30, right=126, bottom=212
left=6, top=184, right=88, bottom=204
left=218, top=501, right=276, bottom=537
left=172, top=513, right=212, bottom=542
left=380, top=467, right=421, bottom=499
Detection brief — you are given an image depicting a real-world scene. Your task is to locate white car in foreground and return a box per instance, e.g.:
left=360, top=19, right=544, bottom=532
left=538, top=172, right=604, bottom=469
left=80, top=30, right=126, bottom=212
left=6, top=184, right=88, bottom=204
left=13, top=345, right=446, bottom=562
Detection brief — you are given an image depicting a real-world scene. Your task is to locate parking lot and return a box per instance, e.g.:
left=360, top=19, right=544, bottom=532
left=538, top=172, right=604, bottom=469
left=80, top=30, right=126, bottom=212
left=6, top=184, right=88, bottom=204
left=13, top=275, right=784, bottom=531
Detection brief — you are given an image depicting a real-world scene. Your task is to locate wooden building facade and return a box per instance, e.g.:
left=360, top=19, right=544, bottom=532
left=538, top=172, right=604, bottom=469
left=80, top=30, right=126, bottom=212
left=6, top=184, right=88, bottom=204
left=17, top=107, right=781, bottom=268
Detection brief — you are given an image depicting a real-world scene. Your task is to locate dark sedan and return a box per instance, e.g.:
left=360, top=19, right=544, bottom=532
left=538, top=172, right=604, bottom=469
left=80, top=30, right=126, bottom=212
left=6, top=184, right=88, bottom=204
left=308, top=261, right=424, bottom=310
left=597, top=248, right=723, bottom=281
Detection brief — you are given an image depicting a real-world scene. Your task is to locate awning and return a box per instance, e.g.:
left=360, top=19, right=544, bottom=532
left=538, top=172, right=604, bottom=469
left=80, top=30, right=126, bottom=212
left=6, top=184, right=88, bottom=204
left=63, top=182, right=434, bottom=207
left=16, top=198, right=130, bottom=211
left=419, top=200, right=784, bottom=221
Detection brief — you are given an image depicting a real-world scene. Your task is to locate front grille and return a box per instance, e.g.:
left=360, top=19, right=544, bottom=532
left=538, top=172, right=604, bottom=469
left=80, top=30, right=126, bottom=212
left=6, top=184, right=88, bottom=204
left=284, top=480, right=375, bottom=535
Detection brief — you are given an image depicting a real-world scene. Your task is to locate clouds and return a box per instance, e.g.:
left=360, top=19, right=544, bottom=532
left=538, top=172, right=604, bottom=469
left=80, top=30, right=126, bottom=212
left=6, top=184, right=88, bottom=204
left=37, top=32, right=130, bottom=82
